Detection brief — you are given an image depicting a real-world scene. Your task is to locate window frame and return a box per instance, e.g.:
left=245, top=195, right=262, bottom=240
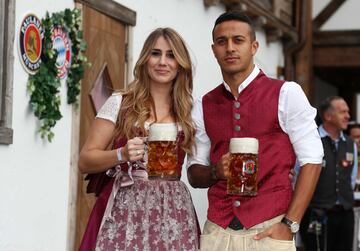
left=0, top=0, right=15, bottom=144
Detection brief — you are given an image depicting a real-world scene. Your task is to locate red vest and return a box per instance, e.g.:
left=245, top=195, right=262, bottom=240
left=203, top=71, right=296, bottom=228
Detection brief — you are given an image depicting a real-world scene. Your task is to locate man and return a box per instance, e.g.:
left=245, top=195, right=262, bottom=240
left=347, top=122, right=360, bottom=251
left=347, top=122, right=360, bottom=190
left=187, top=11, right=323, bottom=251
left=300, top=96, right=358, bottom=251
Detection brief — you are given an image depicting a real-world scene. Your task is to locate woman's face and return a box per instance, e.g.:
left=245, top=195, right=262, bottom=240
left=147, top=36, right=179, bottom=85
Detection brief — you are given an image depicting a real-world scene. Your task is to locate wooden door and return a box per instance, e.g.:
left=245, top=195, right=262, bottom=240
left=75, top=4, right=126, bottom=250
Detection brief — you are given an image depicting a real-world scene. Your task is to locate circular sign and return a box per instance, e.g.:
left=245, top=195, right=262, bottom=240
left=19, top=14, right=44, bottom=74
left=51, top=26, right=72, bottom=79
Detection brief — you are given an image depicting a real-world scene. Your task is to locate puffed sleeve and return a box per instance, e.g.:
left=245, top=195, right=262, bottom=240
left=95, top=93, right=123, bottom=124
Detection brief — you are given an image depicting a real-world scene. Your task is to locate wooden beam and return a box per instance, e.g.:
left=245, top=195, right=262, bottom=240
left=313, top=46, right=360, bottom=67
left=313, top=30, right=360, bottom=46
left=75, top=0, right=136, bottom=26
left=313, top=0, right=346, bottom=31
left=266, top=28, right=283, bottom=43
left=273, top=0, right=293, bottom=26
left=294, top=0, right=313, bottom=98
left=221, top=0, right=298, bottom=42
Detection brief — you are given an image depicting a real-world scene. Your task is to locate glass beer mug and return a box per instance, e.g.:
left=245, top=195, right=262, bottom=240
left=227, top=137, right=259, bottom=196
left=147, top=123, right=178, bottom=180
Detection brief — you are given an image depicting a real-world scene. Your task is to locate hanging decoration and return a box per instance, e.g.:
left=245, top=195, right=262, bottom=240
left=18, top=13, right=45, bottom=74
left=51, top=26, right=72, bottom=80
left=26, top=8, right=89, bottom=142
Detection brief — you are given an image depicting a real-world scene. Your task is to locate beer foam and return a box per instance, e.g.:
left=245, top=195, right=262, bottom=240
left=148, top=123, right=177, bottom=141
left=229, top=137, right=258, bottom=154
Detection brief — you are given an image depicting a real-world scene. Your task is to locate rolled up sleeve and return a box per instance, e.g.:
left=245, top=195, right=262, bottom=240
left=279, top=82, right=324, bottom=166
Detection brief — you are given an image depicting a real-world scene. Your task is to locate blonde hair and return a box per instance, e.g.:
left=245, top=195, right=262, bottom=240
left=114, top=28, right=195, bottom=153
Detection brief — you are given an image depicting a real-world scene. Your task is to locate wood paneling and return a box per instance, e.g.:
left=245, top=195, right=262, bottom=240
left=314, top=30, right=360, bottom=46
left=222, top=0, right=298, bottom=42
left=75, top=4, right=127, bottom=250
left=313, top=46, right=360, bottom=67
left=273, top=0, right=293, bottom=26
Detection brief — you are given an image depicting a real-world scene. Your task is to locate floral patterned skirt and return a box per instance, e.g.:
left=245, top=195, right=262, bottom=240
left=95, top=179, right=199, bottom=251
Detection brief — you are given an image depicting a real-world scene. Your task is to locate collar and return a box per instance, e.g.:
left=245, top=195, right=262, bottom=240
left=318, top=124, right=346, bottom=141
left=222, top=65, right=260, bottom=95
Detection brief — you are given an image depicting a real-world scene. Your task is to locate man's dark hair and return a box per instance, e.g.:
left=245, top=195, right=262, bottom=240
left=319, top=96, right=344, bottom=120
left=212, top=11, right=256, bottom=41
left=346, top=121, right=360, bottom=135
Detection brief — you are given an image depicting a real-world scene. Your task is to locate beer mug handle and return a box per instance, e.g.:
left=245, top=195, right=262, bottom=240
left=128, top=136, right=148, bottom=170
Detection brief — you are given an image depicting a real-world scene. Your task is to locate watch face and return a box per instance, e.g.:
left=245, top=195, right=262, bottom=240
left=290, top=223, right=300, bottom=233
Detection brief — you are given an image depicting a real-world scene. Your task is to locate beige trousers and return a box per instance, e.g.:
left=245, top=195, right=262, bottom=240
left=200, top=215, right=296, bottom=251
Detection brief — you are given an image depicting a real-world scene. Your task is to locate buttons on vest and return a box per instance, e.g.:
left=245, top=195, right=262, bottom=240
left=233, top=101, right=241, bottom=133
left=336, top=167, right=340, bottom=193
left=233, top=200, right=241, bottom=207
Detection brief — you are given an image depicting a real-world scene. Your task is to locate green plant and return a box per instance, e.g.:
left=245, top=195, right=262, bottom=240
left=27, top=8, right=89, bottom=142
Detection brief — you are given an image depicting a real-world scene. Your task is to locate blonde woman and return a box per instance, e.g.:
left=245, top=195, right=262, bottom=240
left=78, top=28, right=198, bottom=250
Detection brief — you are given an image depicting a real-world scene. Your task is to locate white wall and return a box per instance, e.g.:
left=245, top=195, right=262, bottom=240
left=116, top=0, right=284, bottom=229
left=0, top=1, right=75, bottom=251
left=313, top=0, right=360, bottom=30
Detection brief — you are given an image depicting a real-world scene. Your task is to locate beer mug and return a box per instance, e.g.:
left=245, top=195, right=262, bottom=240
left=227, top=137, right=259, bottom=196
left=147, top=123, right=178, bottom=180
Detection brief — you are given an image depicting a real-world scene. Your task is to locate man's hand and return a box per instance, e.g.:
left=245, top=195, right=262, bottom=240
left=214, top=152, right=231, bottom=179
left=289, top=168, right=296, bottom=182
left=253, top=222, right=293, bottom=241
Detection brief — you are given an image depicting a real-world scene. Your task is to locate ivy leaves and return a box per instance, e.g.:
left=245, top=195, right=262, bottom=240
left=27, top=8, right=89, bottom=142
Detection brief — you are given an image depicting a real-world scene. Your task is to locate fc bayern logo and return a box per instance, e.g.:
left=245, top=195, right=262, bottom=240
left=244, top=160, right=256, bottom=175
left=19, top=14, right=44, bottom=74
left=51, top=26, right=72, bottom=79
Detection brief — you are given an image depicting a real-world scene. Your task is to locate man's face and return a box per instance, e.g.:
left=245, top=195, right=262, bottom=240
left=212, top=20, right=258, bottom=78
left=350, top=127, right=360, bottom=152
left=326, top=99, right=350, bottom=131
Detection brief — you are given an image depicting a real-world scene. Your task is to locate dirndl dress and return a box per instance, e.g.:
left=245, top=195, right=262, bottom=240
left=95, top=170, right=199, bottom=251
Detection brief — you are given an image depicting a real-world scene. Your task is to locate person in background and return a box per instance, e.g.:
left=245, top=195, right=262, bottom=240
left=187, top=10, right=323, bottom=251
left=300, top=96, right=358, bottom=251
left=346, top=121, right=360, bottom=250
left=78, top=27, right=199, bottom=251
left=347, top=122, right=360, bottom=187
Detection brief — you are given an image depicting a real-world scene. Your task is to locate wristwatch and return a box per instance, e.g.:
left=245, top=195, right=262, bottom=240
left=281, top=217, right=299, bottom=233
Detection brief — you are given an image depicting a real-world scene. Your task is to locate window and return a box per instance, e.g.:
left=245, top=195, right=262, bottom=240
left=0, top=0, right=15, bottom=144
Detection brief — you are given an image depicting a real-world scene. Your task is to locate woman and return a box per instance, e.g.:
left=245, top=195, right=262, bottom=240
left=78, top=28, right=198, bottom=250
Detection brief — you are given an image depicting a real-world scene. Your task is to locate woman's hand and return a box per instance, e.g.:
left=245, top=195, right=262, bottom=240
left=124, top=137, right=146, bottom=162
